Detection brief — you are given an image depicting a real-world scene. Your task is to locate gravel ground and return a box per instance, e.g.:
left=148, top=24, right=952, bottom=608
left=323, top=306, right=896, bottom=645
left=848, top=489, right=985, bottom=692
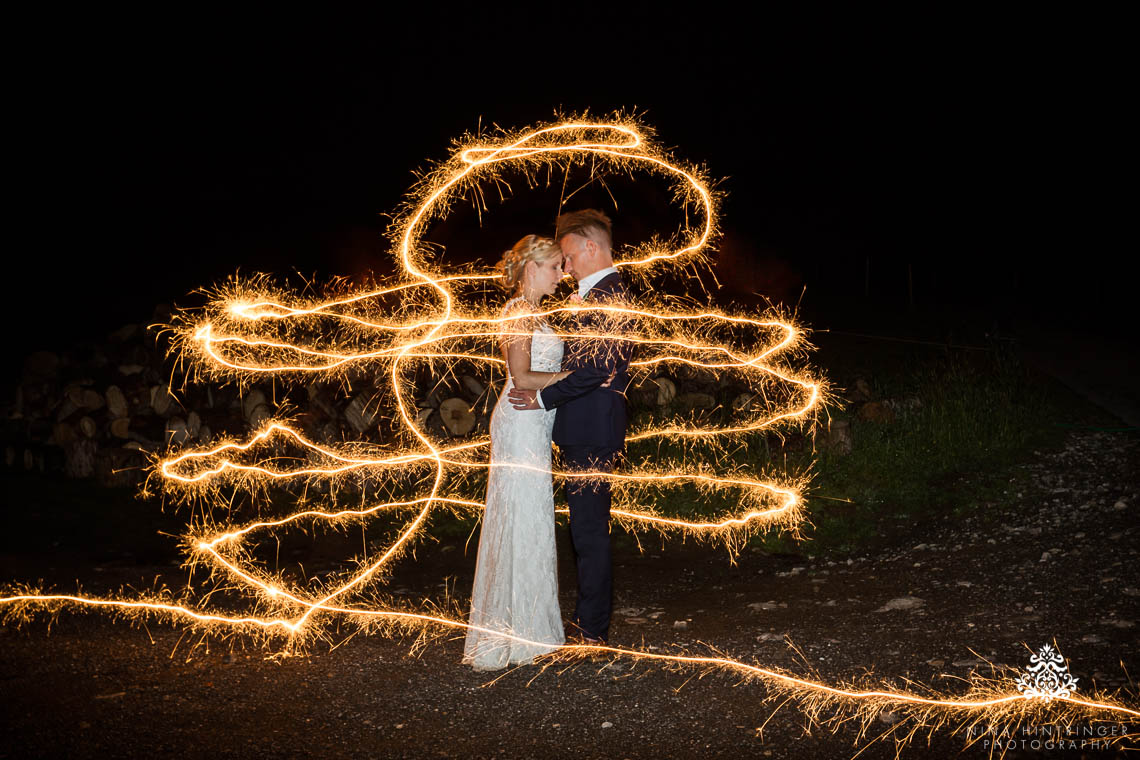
left=2, top=430, right=1138, bottom=759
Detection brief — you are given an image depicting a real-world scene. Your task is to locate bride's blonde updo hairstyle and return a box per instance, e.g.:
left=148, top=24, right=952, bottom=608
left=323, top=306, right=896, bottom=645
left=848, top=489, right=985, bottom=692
left=495, top=234, right=560, bottom=293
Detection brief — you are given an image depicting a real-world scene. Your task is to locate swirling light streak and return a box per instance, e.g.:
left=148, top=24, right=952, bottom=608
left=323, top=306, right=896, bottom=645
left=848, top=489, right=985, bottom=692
left=3, top=116, right=1135, bottom=749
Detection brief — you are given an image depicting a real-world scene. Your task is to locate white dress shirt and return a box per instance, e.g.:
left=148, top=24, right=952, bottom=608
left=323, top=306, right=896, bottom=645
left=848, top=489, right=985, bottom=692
left=575, top=266, right=618, bottom=299
left=535, top=266, right=619, bottom=409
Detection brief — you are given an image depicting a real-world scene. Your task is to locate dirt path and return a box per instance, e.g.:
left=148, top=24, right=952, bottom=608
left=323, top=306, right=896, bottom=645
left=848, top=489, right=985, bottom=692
left=2, top=430, right=1138, bottom=759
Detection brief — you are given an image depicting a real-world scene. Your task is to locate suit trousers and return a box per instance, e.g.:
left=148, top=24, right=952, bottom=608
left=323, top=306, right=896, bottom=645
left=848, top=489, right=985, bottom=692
left=561, top=445, right=619, bottom=641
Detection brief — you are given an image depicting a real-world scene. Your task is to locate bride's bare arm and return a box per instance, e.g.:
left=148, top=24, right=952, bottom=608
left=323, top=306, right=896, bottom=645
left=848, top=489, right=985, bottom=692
left=505, top=335, right=570, bottom=390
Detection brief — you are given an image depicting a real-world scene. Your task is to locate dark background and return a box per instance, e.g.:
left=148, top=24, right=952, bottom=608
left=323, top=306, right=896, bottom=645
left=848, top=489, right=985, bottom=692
left=6, top=8, right=1131, bottom=365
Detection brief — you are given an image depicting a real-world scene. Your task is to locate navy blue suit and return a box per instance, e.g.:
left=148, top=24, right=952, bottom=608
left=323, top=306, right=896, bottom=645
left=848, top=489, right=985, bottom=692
left=539, top=271, right=632, bottom=641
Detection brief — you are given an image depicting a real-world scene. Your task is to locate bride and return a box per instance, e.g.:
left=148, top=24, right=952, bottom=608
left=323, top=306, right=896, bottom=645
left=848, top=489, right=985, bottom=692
left=462, top=235, right=573, bottom=670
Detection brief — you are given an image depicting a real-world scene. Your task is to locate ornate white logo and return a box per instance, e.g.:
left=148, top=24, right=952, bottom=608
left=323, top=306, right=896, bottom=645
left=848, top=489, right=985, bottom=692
left=1015, top=644, right=1079, bottom=702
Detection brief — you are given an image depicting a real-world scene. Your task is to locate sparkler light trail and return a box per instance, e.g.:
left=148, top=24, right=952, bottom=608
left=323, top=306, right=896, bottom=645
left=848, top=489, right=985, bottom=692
left=2, top=116, right=1135, bottom=751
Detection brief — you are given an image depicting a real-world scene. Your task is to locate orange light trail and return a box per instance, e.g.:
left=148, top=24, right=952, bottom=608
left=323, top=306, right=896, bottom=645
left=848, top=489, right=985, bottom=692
left=2, top=116, right=1135, bottom=749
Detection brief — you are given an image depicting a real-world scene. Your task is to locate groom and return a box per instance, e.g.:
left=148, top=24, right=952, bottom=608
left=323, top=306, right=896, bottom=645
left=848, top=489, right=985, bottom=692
left=508, top=209, right=632, bottom=645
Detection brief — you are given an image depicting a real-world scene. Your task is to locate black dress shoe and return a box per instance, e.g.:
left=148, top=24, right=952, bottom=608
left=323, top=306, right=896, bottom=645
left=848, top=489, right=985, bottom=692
left=565, top=631, right=607, bottom=647
left=565, top=621, right=607, bottom=646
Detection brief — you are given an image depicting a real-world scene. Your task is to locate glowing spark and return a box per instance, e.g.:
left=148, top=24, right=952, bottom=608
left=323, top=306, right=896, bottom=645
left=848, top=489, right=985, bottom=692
left=3, top=116, right=1135, bottom=750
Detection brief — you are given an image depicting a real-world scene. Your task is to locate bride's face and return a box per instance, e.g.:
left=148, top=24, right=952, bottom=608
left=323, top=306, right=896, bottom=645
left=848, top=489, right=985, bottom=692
left=526, top=254, right=564, bottom=298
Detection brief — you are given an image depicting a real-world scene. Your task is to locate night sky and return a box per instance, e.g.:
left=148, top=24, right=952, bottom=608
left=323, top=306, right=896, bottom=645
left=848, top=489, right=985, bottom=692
left=8, top=9, right=1131, bottom=364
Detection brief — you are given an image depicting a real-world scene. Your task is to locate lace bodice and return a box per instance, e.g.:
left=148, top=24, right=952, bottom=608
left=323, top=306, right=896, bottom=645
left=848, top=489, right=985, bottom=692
left=500, top=297, right=563, bottom=373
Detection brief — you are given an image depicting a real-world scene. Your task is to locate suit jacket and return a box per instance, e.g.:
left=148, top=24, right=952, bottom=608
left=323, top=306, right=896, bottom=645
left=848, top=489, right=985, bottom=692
left=541, top=271, right=632, bottom=450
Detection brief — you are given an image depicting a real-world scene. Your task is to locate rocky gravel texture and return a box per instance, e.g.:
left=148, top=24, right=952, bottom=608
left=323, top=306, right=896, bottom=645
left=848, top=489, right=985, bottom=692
left=2, top=430, right=1138, bottom=758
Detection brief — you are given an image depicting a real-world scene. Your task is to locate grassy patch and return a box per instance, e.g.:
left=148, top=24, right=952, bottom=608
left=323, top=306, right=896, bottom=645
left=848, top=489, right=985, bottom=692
left=768, top=341, right=1116, bottom=556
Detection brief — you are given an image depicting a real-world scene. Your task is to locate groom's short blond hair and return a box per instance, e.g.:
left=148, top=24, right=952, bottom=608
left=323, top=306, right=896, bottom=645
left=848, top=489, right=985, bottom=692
left=556, top=209, right=613, bottom=250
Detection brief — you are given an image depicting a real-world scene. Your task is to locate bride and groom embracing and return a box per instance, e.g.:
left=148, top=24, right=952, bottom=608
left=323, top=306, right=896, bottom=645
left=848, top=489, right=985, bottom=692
left=462, top=209, right=632, bottom=671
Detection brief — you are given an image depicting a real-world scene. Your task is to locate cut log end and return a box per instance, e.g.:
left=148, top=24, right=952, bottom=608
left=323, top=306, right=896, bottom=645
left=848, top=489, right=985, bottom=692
left=439, top=397, right=475, bottom=436
left=652, top=377, right=677, bottom=406
left=110, top=417, right=132, bottom=439
left=105, top=385, right=128, bottom=419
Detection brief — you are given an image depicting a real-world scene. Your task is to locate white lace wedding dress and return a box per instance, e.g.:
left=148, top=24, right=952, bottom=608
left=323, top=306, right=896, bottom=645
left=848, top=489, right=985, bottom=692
left=463, top=298, right=565, bottom=670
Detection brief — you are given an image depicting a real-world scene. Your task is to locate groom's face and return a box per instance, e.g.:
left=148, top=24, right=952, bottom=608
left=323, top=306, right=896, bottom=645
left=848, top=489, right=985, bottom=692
left=559, top=233, right=594, bottom=282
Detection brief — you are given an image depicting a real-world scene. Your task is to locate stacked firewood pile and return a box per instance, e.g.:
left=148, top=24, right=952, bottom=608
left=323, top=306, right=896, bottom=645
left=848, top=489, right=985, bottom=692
left=6, top=307, right=178, bottom=487
left=3, top=307, right=801, bottom=488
